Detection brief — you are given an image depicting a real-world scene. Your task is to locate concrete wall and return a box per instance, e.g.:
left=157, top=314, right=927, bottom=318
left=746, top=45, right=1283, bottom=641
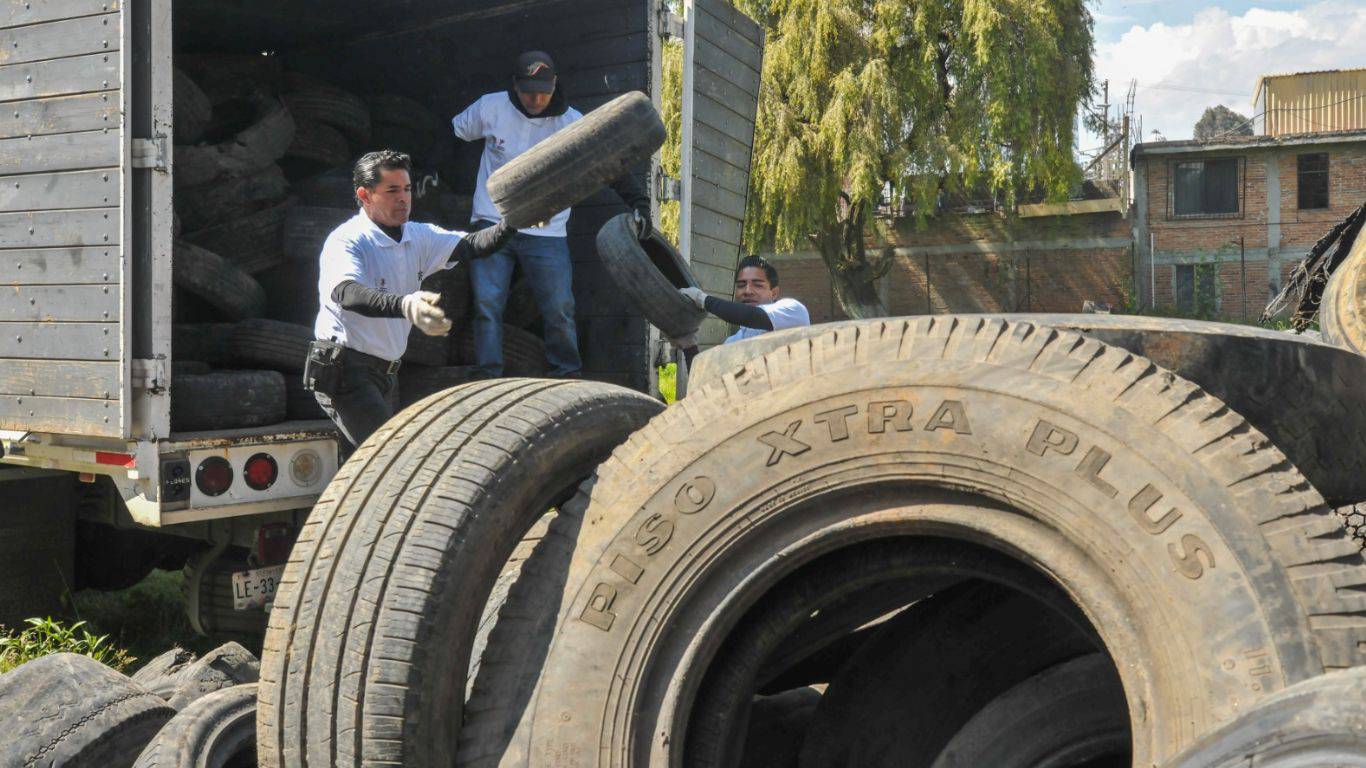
left=1135, top=140, right=1366, bottom=319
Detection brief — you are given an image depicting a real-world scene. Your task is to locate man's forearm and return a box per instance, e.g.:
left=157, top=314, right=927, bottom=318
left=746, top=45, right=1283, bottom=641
left=449, top=220, right=513, bottom=264
left=332, top=280, right=404, bottom=318
left=704, top=296, right=773, bottom=330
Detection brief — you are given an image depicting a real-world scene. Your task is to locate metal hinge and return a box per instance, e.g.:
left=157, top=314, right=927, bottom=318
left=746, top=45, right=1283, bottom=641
left=131, top=136, right=168, bottom=172
left=133, top=358, right=168, bottom=394
left=657, top=172, right=682, bottom=202
left=658, top=3, right=685, bottom=40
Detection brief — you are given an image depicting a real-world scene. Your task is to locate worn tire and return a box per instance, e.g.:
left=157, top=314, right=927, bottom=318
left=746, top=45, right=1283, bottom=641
left=173, top=68, right=212, bottom=144
left=0, top=653, right=174, bottom=767
left=256, top=380, right=664, bottom=768
left=175, top=97, right=296, bottom=188
left=282, top=89, right=372, bottom=148
left=1322, top=235, right=1366, bottom=355
left=131, top=648, right=200, bottom=702
left=185, top=199, right=295, bottom=276
left=173, top=323, right=236, bottom=366
left=451, top=323, right=548, bottom=376
left=486, top=91, right=664, bottom=229
left=173, top=242, right=267, bottom=321
left=691, top=314, right=1366, bottom=507
left=283, top=206, right=355, bottom=261
left=930, top=654, right=1128, bottom=768
left=1163, top=666, right=1366, bottom=767
left=171, top=371, right=285, bottom=431
left=596, top=214, right=705, bottom=339
left=177, top=163, right=289, bottom=232
left=284, top=120, right=352, bottom=173
left=291, top=169, right=359, bottom=209
left=229, top=319, right=313, bottom=374
left=259, top=261, right=322, bottom=326
left=183, top=550, right=271, bottom=642
left=398, top=365, right=481, bottom=408
left=171, top=360, right=211, bottom=376
left=133, top=684, right=257, bottom=768
left=164, top=643, right=260, bottom=711
left=516, top=316, right=1366, bottom=767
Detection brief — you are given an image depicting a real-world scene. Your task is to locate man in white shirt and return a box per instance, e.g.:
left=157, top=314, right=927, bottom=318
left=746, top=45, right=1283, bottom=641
left=451, top=50, right=652, bottom=378
left=678, top=256, right=811, bottom=344
left=308, top=150, right=513, bottom=448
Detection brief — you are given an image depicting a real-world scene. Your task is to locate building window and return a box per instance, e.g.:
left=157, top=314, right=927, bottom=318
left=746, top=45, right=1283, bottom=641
left=1175, top=263, right=1218, bottom=316
left=1298, top=153, right=1329, bottom=210
left=1172, top=158, right=1240, bottom=217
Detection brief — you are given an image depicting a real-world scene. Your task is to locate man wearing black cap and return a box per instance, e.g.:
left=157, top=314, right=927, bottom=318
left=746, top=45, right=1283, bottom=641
left=451, top=50, right=652, bottom=378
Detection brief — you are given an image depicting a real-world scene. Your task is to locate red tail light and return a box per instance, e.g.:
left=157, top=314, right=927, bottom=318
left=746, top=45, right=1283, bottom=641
left=195, top=456, right=233, bottom=497
left=244, top=453, right=279, bottom=491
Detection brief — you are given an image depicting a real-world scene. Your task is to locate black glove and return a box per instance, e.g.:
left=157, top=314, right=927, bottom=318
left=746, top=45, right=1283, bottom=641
left=632, top=207, right=653, bottom=240
left=453, top=219, right=515, bottom=262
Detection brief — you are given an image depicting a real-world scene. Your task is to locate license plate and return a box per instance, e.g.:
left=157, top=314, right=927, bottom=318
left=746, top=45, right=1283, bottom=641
left=231, top=565, right=285, bottom=611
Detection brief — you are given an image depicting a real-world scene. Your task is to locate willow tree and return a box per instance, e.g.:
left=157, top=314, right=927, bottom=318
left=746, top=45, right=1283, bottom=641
left=733, top=0, right=1095, bottom=318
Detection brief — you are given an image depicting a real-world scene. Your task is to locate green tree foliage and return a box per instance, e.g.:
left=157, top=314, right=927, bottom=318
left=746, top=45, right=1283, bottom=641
left=1193, top=104, right=1253, bottom=141
left=734, top=0, right=1096, bottom=317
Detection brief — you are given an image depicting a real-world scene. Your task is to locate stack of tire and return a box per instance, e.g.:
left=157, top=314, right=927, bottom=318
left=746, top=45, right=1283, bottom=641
left=0, top=643, right=261, bottom=766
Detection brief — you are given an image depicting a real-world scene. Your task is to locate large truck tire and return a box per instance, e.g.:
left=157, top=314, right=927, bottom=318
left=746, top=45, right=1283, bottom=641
left=257, top=380, right=663, bottom=768
left=131, top=648, right=199, bottom=702
left=596, top=214, right=706, bottom=340
left=515, top=316, right=1366, bottom=767
left=133, top=684, right=258, bottom=768
left=283, top=206, right=355, bottom=261
left=175, top=97, right=295, bottom=188
left=173, top=323, right=236, bottom=366
left=177, top=163, right=288, bottom=232
left=171, top=371, right=286, bottom=432
left=1322, top=235, right=1366, bottom=354
left=284, top=120, right=352, bottom=174
left=185, top=199, right=295, bottom=276
left=229, top=319, right=313, bottom=374
left=930, top=654, right=1129, bottom=768
left=486, top=91, right=664, bottom=229
left=173, top=68, right=212, bottom=144
left=282, top=89, right=372, bottom=148
left=164, top=643, right=260, bottom=710
left=0, top=653, right=174, bottom=767
left=1162, top=666, right=1366, bottom=767
left=173, top=242, right=267, bottom=321
left=183, top=550, right=271, bottom=643
left=397, top=365, right=481, bottom=408
left=690, top=314, right=1366, bottom=508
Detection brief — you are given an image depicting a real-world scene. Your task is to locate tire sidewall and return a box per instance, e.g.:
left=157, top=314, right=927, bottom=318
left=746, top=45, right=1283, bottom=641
left=527, top=359, right=1323, bottom=766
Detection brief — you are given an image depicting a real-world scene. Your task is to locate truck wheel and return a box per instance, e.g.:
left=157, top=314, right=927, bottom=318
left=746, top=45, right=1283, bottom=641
left=133, top=684, right=257, bottom=768
left=486, top=91, right=665, bottom=230
left=282, top=89, right=372, bottom=148
left=173, top=242, right=267, bottom=321
left=177, top=163, right=289, bottom=232
left=229, top=319, right=313, bottom=374
left=518, top=316, right=1366, bottom=767
left=0, top=653, right=174, bottom=766
left=183, top=550, right=271, bottom=642
left=185, top=198, right=295, bottom=276
left=171, top=371, right=285, bottom=431
left=688, top=314, right=1366, bottom=509
left=257, top=380, right=663, bottom=768
left=930, top=654, right=1128, bottom=768
left=283, top=205, right=355, bottom=261
left=1322, top=236, right=1366, bottom=354
left=173, top=68, right=212, bottom=144
left=173, top=323, right=236, bottom=366
left=596, top=214, right=706, bottom=340
left=1162, top=666, right=1366, bottom=767
left=284, top=120, right=352, bottom=176
left=451, top=323, right=548, bottom=376
left=164, top=643, right=260, bottom=710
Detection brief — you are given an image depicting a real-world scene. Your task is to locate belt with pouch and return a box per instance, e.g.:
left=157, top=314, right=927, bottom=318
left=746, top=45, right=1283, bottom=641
left=340, top=346, right=402, bottom=375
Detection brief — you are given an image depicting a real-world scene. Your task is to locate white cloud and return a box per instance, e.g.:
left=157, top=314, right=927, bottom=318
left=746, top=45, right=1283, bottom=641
left=1093, top=1, right=1366, bottom=141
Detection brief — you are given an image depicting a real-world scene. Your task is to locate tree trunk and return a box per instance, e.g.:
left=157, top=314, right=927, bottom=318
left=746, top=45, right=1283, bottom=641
left=811, top=199, right=890, bottom=320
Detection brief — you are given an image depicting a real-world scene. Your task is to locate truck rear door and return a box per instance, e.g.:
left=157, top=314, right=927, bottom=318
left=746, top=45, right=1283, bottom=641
left=0, top=0, right=168, bottom=440
left=678, top=0, right=764, bottom=347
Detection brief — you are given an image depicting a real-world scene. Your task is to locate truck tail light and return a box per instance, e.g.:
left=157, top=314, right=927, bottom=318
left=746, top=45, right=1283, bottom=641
left=244, top=453, right=279, bottom=491
left=195, top=456, right=233, bottom=497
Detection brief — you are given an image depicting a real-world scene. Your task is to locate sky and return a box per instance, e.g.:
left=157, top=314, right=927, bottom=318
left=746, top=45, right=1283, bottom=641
left=1085, top=0, right=1366, bottom=146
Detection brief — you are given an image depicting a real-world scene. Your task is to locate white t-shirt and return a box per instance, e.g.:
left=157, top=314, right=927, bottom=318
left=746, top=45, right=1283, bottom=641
left=724, top=298, right=811, bottom=344
left=451, top=92, right=583, bottom=238
left=314, top=211, right=465, bottom=362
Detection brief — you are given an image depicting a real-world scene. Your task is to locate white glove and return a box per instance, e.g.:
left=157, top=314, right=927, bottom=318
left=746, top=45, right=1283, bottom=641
left=679, top=287, right=708, bottom=310
left=401, top=291, right=452, bottom=336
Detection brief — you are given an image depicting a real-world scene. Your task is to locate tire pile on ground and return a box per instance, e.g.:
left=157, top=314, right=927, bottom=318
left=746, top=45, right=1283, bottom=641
left=170, top=61, right=539, bottom=429
left=250, top=314, right=1366, bottom=768
left=0, top=643, right=261, bottom=766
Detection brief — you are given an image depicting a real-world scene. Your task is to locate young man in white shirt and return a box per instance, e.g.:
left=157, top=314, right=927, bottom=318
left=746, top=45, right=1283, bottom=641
left=679, top=256, right=811, bottom=344
left=309, top=150, right=513, bottom=448
left=451, top=50, right=652, bottom=378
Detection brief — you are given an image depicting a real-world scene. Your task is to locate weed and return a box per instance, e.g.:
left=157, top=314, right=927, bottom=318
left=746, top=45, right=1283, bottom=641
left=0, top=617, right=135, bottom=674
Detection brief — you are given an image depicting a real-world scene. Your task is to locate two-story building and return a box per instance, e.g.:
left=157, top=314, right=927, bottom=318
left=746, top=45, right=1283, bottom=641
left=1132, top=69, right=1366, bottom=318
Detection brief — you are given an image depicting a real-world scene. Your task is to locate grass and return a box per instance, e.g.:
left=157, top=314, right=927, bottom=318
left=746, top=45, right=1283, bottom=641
left=0, top=617, right=135, bottom=674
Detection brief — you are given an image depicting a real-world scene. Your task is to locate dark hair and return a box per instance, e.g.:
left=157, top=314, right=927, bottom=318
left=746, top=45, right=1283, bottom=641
left=735, top=255, right=779, bottom=287
left=352, top=150, right=412, bottom=195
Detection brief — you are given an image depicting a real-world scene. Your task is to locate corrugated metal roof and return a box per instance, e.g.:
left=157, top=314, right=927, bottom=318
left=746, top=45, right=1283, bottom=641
left=1255, top=67, right=1366, bottom=99
left=1130, top=128, right=1366, bottom=165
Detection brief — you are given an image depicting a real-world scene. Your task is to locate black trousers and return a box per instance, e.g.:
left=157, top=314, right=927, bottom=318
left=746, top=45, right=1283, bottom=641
left=315, top=359, right=398, bottom=451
